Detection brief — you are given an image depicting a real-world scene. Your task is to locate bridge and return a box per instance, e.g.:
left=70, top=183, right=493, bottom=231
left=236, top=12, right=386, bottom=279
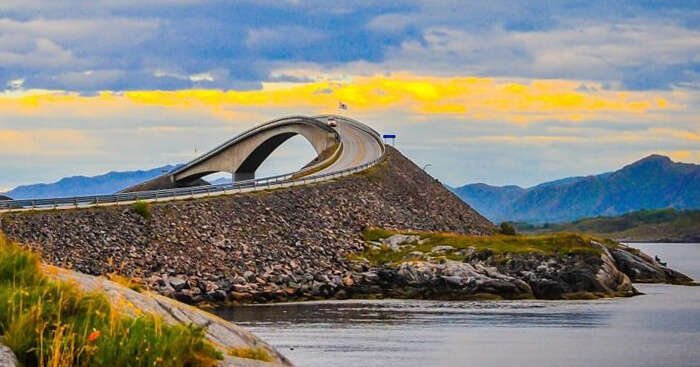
left=0, top=115, right=385, bottom=212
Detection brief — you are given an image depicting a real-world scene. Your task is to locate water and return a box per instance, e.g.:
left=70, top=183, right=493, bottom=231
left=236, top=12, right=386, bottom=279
left=214, top=243, right=700, bottom=367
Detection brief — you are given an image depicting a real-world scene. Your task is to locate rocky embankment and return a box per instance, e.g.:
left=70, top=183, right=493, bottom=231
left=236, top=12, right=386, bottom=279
left=1, top=148, right=493, bottom=304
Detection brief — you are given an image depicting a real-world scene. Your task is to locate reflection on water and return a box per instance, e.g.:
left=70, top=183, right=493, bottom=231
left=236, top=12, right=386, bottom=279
left=213, top=244, right=700, bottom=367
left=217, top=299, right=612, bottom=329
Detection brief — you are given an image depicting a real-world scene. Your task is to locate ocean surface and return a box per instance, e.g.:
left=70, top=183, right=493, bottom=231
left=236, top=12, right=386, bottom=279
left=214, top=243, right=700, bottom=367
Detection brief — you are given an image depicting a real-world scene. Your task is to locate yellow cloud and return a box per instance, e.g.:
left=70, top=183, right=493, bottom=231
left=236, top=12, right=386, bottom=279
left=0, top=74, right=679, bottom=123
left=663, top=150, right=700, bottom=162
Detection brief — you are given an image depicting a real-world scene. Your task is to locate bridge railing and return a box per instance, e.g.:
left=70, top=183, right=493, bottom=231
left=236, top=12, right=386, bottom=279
left=0, top=145, right=386, bottom=212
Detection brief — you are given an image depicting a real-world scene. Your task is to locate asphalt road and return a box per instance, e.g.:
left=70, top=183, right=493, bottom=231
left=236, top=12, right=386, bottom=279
left=315, top=116, right=384, bottom=175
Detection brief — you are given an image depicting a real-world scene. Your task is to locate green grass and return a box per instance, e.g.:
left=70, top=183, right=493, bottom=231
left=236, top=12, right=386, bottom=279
left=133, top=201, right=151, bottom=219
left=358, top=228, right=607, bottom=266
left=0, top=234, right=222, bottom=367
left=228, top=346, right=272, bottom=362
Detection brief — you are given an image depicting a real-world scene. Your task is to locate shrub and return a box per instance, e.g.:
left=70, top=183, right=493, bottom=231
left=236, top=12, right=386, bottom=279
left=228, top=347, right=272, bottom=362
left=499, top=222, right=517, bottom=236
left=133, top=201, right=151, bottom=219
left=0, top=234, right=222, bottom=367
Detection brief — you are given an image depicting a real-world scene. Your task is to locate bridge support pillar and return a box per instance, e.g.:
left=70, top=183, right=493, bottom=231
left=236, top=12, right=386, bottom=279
left=234, top=172, right=255, bottom=182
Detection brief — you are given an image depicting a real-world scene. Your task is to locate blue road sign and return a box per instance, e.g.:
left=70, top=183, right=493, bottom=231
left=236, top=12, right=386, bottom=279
left=383, top=134, right=396, bottom=139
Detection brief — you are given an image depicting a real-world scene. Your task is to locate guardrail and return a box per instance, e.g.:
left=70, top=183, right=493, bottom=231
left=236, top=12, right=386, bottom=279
left=0, top=118, right=386, bottom=213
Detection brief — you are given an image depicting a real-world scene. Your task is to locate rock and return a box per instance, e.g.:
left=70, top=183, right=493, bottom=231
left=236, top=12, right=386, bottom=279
left=610, top=245, right=693, bottom=284
left=431, top=245, right=455, bottom=254
left=169, top=276, right=188, bottom=291
left=404, top=251, right=424, bottom=260
left=382, top=234, right=420, bottom=251
left=0, top=344, right=18, bottom=367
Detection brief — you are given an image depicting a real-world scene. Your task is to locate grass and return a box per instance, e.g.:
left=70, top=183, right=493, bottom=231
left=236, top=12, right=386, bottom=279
left=105, top=273, right=145, bottom=293
left=228, top=346, right=272, bottom=362
left=359, top=227, right=608, bottom=266
left=133, top=201, right=151, bottom=219
left=0, top=234, right=222, bottom=367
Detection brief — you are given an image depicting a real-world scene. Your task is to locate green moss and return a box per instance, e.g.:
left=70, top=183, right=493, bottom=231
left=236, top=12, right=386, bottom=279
left=357, top=227, right=607, bottom=266
left=0, top=234, right=222, bottom=367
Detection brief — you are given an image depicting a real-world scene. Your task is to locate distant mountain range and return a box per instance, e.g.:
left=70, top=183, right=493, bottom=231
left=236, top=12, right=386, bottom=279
left=2, top=165, right=179, bottom=200
left=452, top=155, right=700, bottom=224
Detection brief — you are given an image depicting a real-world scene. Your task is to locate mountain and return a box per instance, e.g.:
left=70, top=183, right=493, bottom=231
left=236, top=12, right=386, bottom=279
left=514, top=208, right=700, bottom=243
left=453, top=155, right=700, bottom=224
left=3, top=165, right=179, bottom=200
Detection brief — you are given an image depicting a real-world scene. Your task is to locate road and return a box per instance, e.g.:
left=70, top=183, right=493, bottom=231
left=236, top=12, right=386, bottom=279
left=314, top=116, right=384, bottom=175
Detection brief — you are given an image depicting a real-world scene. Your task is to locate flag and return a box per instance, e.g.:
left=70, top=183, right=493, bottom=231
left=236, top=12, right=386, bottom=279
left=339, top=101, right=348, bottom=110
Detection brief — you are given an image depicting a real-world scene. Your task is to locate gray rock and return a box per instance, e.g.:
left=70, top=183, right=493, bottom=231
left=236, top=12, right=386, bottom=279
left=382, top=234, right=420, bottom=251
left=404, top=251, right=424, bottom=260
left=431, top=245, right=455, bottom=254
left=0, top=344, right=18, bottom=367
left=169, top=276, right=188, bottom=291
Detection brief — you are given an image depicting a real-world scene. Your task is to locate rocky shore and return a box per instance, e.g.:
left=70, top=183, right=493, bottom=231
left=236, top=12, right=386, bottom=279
left=337, top=232, right=693, bottom=301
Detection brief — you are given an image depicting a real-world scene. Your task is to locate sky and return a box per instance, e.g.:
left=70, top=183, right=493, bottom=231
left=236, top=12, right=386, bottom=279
left=1, top=0, right=699, bottom=191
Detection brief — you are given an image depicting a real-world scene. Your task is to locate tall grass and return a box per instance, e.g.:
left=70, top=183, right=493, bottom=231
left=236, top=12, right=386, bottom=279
left=0, top=234, right=221, bottom=367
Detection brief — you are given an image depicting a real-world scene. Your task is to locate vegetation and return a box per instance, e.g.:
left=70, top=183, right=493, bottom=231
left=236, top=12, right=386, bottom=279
left=514, top=208, right=700, bottom=242
left=499, top=222, right=517, bottom=235
left=228, top=346, right=272, bottom=362
left=0, top=234, right=222, bottom=367
left=133, top=201, right=151, bottom=219
left=105, top=273, right=145, bottom=293
left=359, top=228, right=607, bottom=266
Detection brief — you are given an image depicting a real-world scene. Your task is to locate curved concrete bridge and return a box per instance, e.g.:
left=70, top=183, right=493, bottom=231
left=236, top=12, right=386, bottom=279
left=0, top=115, right=384, bottom=211
left=123, top=115, right=384, bottom=192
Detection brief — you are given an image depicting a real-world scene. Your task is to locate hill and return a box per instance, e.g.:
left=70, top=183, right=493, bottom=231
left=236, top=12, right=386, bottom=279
left=453, top=155, right=700, bottom=223
left=3, top=165, right=179, bottom=199
left=514, top=208, right=700, bottom=243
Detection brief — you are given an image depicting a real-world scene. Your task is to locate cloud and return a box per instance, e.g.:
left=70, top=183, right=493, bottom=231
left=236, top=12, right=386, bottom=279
left=0, top=74, right=678, bottom=124
left=245, top=26, right=327, bottom=49
left=0, top=129, right=95, bottom=156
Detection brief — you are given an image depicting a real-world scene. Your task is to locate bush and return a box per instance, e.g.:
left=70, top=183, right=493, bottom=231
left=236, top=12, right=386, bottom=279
left=228, top=347, right=272, bottom=362
left=0, top=234, right=222, bottom=367
left=500, top=222, right=517, bottom=236
left=133, top=201, right=151, bottom=219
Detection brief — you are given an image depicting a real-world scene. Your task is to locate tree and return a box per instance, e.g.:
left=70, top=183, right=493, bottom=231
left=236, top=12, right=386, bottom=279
left=500, top=222, right=517, bottom=236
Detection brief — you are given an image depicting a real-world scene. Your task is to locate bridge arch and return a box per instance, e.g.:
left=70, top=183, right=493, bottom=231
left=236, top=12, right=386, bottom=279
left=123, top=116, right=339, bottom=191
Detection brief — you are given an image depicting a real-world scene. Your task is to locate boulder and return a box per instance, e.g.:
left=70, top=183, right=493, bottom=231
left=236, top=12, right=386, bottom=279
left=0, top=345, right=18, bottom=367
left=610, top=245, right=693, bottom=284
left=430, top=245, right=455, bottom=254
left=382, top=234, right=420, bottom=251
left=169, top=276, right=188, bottom=291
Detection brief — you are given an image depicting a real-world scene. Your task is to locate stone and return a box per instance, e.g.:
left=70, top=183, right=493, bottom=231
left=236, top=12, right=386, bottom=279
left=169, top=276, right=188, bottom=291
left=0, top=344, right=18, bottom=367
left=404, top=251, right=424, bottom=260
left=382, top=234, right=420, bottom=251
left=431, top=245, right=455, bottom=254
